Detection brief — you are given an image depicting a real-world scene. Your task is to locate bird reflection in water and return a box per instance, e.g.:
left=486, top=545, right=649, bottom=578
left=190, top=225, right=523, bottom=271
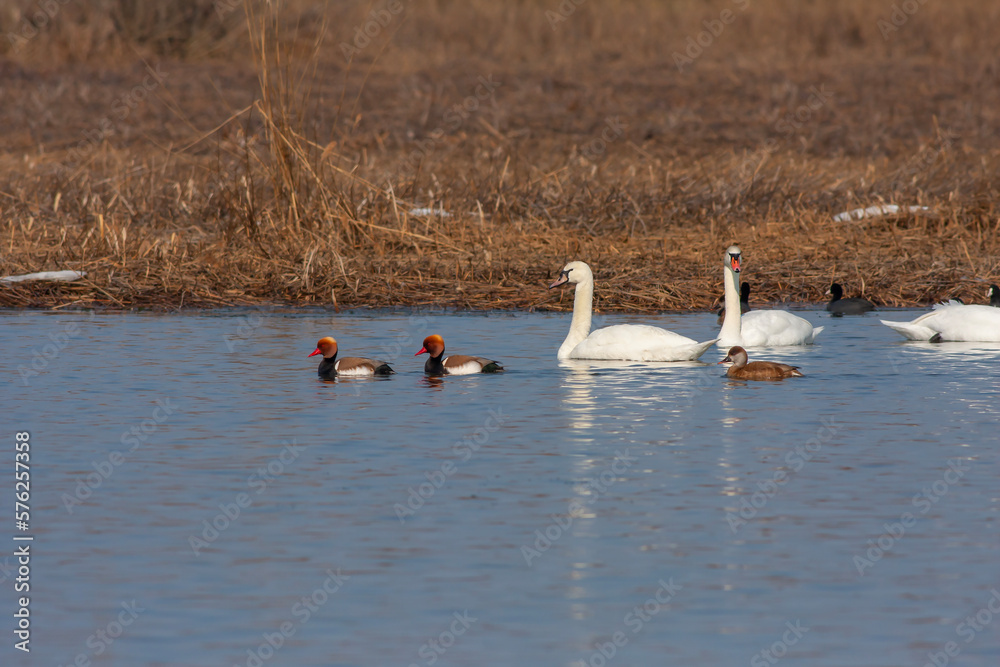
left=419, top=375, right=445, bottom=390
left=559, top=359, right=601, bottom=435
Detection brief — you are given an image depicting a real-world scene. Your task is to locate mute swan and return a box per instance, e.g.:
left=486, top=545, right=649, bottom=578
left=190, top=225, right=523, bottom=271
left=719, top=346, right=803, bottom=380
left=548, top=261, right=717, bottom=361
left=718, top=246, right=823, bottom=347
left=415, top=335, right=504, bottom=375
left=880, top=303, right=1000, bottom=342
left=826, top=283, right=875, bottom=316
left=309, top=337, right=394, bottom=378
left=717, top=281, right=751, bottom=324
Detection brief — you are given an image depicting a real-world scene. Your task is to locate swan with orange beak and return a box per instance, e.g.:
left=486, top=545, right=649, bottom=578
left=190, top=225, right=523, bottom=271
left=718, top=245, right=823, bottom=347
left=415, top=334, right=504, bottom=375
left=309, top=337, right=394, bottom=379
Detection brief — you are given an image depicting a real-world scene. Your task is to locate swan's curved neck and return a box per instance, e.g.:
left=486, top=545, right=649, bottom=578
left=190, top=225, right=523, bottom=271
left=558, top=278, right=593, bottom=358
left=719, top=266, right=742, bottom=344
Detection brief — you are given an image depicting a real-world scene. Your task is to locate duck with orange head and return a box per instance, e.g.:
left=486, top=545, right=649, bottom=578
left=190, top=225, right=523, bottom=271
left=309, top=337, right=394, bottom=379
left=415, top=335, right=504, bottom=375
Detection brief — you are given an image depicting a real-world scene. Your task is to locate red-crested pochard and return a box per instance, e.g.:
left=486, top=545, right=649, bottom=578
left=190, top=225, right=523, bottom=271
left=826, top=283, right=875, bottom=316
left=309, top=337, right=394, bottom=379
left=719, top=346, right=803, bottom=381
left=989, top=284, right=1000, bottom=307
left=415, top=334, right=504, bottom=375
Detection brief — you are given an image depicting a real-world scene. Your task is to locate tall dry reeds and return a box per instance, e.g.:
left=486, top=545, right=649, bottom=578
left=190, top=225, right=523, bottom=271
left=1, top=0, right=999, bottom=309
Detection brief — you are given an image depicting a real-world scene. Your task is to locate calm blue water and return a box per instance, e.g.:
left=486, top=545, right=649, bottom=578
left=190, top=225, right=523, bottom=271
left=1, top=308, right=998, bottom=666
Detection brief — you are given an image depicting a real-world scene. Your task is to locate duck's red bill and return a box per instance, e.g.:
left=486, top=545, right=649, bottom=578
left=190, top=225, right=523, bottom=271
left=308, top=348, right=321, bottom=357
left=415, top=347, right=428, bottom=356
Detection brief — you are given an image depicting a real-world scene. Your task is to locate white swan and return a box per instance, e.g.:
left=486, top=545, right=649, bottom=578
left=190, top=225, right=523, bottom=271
left=549, top=261, right=717, bottom=361
left=718, top=245, right=823, bottom=347
left=881, top=302, right=1000, bottom=342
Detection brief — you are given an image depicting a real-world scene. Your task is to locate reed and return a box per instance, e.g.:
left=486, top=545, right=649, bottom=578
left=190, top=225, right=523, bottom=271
left=1, top=0, right=998, bottom=311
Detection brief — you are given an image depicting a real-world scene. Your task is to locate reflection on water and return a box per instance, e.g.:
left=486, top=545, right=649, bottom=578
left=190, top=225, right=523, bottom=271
left=886, top=339, right=1000, bottom=359
left=559, top=360, right=598, bottom=435
left=1, top=309, right=998, bottom=667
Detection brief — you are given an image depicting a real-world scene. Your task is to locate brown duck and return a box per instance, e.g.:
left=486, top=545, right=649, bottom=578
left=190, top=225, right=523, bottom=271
left=309, top=337, right=394, bottom=379
left=719, top=346, right=803, bottom=381
left=415, top=335, right=504, bottom=375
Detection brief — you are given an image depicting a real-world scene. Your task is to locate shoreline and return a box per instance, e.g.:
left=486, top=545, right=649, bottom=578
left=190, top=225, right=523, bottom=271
left=2, top=278, right=993, bottom=313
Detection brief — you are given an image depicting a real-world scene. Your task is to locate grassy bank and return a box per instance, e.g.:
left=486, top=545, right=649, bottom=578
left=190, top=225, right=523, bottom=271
left=1, top=0, right=999, bottom=311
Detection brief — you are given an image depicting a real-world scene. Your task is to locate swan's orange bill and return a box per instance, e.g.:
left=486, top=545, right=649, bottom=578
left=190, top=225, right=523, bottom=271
left=730, top=255, right=741, bottom=272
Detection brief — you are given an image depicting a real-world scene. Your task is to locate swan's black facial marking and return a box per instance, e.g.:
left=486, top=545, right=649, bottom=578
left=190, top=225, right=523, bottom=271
left=729, top=253, right=741, bottom=273
left=548, top=267, right=573, bottom=289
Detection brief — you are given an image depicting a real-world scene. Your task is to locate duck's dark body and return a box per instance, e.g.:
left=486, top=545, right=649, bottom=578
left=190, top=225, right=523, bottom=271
left=417, top=334, right=504, bottom=376
left=317, top=355, right=394, bottom=379
left=423, top=353, right=503, bottom=376
left=827, top=283, right=875, bottom=316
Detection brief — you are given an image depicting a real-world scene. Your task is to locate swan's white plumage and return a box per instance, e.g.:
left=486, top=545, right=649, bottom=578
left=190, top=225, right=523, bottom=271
left=567, top=324, right=717, bottom=361
left=730, top=310, right=822, bottom=347
left=717, top=245, right=823, bottom=347
left=880, top=303, right=1000, bottom=342
left=552, top=261, right=716, bottom=361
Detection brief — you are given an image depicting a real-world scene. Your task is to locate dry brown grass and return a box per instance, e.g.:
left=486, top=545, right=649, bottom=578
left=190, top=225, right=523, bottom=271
left=1, top=0, right=999, bottom=311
